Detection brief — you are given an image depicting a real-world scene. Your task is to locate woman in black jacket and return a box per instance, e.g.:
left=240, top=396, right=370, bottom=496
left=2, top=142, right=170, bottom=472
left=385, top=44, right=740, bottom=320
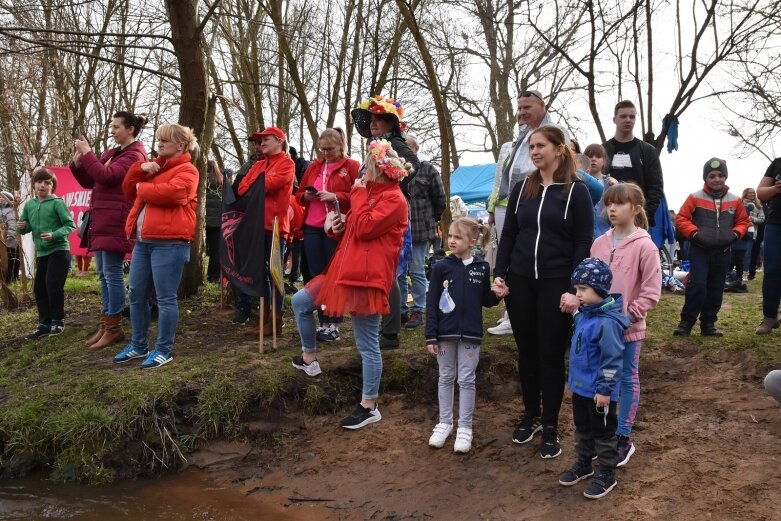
left=493, top=125, right=594, bottom=459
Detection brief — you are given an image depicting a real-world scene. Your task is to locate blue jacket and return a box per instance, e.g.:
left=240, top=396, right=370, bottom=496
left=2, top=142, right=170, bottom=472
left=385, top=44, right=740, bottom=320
left=568, top=295, right=629, bottom=400
left=425, top=255, right=499, bottom=345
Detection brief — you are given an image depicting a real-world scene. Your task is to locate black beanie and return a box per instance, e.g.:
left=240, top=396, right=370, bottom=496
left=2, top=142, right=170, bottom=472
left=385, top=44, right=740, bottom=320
left=703, top=158, right=728, bottom=181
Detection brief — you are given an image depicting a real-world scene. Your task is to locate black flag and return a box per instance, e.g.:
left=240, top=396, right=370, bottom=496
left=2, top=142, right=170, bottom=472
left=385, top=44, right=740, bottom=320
left=220, top=174, right=266, bottom=296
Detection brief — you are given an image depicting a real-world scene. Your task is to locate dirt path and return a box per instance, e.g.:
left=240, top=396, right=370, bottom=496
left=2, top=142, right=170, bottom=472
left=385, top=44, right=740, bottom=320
left=198, top=340, right=781, bottom=521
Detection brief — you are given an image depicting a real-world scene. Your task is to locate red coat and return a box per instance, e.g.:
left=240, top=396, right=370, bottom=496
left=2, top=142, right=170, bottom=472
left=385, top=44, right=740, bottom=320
left=327, top=181, right=408, bottom=295
left=676, top=184, right=749, bottom=250
left=70, top=140, right=147, bottom=253
left=238, top=152, right=295, bottom=238
left=123, top=153, right=199, bottom=242
left=296, top=157, right=360, bottom=220
left=288, top=195, right=304, bottom=243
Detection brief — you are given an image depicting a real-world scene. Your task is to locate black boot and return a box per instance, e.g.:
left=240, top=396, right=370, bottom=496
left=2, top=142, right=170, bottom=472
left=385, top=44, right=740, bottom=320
left=673, top=320, right=694, bottom=336
left=700, top=323, right=723, bottom=337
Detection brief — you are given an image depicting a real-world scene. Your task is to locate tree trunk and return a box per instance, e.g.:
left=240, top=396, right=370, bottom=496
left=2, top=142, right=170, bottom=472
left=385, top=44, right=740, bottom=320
left=165, top=0, right=210, bottom=297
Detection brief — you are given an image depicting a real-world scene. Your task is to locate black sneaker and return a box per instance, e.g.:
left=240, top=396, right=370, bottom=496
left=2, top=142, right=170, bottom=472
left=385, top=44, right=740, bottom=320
left=616, top=435, right=635, bottom=467
left=540, top=427, right=562, bottom=459
left=25, top=323, right=51, bottom=340
left=49, top=321, right=64, bottom=336
left=405, top=311, right=422, bottom=329
left=700, top=323, right=723, bottom=337
left=340, top=403, right=382, bottom=429
left=559, top=458, right=594, bottom=486
left=379, top=334, right=400, bottom=350
left=317, top=325, right=340, bottom=342
left=232, top=309, right=251, bottom=325
left=512, top=414, right=542, bottom=444
left=584, top=468, right=617, bottom=499
left=673, top=320, right=694, bottom=336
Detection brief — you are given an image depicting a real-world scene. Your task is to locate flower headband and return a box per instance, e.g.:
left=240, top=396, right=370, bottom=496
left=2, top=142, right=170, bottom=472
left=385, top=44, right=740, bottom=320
left=357, top=95, right=405, bottom=119
left=368, top=140, right=410, bottom=180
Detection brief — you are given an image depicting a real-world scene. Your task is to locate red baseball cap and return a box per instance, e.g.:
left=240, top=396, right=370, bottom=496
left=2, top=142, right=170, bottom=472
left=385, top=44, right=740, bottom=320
left=251, top=127, right=287, bottom=142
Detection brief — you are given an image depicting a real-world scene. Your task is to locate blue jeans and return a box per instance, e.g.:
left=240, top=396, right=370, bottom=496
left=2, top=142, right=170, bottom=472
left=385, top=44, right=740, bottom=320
left=398, top=241, right=428, bottom=314
left=128, top=242, right=190, bottom=356
left=292, top=288, right=383, bottom=400
left=94, top=250, right=126, bottom=316
left=302, top=225, right=341, bottom=323
left=763, top=223, right=781, bottom=318
left=617, top=341, right=641, bottom=437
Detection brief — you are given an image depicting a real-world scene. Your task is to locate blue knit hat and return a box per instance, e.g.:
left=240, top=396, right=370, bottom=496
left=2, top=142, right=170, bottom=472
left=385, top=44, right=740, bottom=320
left=571, top=257, right=613, bottom=298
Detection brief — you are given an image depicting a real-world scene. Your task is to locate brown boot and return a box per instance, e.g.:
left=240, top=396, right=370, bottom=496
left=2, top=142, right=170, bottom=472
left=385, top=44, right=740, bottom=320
left=90, top=315, right=125, bottom=350
left=756, top=317, right=780, bottom=335
left=84, top=314, right=107, bottom=347
left=244, top=305, right=270, bottom=336
left=262, top=311, right=283, bottom=336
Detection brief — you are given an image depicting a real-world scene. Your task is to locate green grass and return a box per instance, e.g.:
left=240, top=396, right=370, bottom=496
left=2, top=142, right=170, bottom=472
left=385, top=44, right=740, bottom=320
left=0, top=271, right=777, bottom=483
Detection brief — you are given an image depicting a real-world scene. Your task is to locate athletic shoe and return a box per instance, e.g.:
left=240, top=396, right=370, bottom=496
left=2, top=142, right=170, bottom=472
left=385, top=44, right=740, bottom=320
left=25, top=323, right=51, bottom=340
left=140, top=349, right=173, bottom=369
left=48, top=320, right=64, bottom=336
left=512, top=414, right=542, bottom=444
left=292, top=355, right=322, bottom=376
left=700, top=323, right=723, bottom=337
left=453, top=427, right=473, bottom=453
left=540, top=427, right=562, bottom=459
left=379, top=334, right=400, bottom=350
left=113, top=344, right=149, bottom=364
left=428, top=423, right=453, bottom=448
left=318, top=324, right=340, bottom=342
left=232, top=309, right=251, bottom=325
left=405, top=311, right=422, bottom=329
left=487, top=319, right=513, bottom=335
left=616, top=435, right=636, bottom=467
left=340, top=403, right=381, bottom=429
left=583, top=468, right=617, bottom=499
left=559, top=458, right=594, bottom=486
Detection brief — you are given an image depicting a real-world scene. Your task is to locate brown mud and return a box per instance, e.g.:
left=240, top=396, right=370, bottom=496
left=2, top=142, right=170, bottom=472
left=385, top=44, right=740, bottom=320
left=194, top=341, right=781, bottom=521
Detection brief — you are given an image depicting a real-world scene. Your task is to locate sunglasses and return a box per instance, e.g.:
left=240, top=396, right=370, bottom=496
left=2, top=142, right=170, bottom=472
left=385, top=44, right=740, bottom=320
left=519, top=91, right=543, bottom=101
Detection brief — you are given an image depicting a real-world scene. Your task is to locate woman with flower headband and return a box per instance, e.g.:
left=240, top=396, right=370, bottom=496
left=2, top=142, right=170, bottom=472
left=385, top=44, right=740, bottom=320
left=291, top=139, right=409, bottom=429
left=351, top=95, right=420, bottom=349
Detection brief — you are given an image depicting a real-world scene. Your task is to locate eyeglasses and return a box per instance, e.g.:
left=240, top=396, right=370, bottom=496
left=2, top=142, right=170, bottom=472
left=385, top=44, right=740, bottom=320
left=320, top=147, right=336, bottom=152
left=519, top=91, right=543, bottom=101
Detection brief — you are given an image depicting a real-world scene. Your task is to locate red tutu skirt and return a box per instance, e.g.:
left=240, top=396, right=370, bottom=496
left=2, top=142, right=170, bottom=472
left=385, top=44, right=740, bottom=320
left=305, top=273, right=389, bottom=317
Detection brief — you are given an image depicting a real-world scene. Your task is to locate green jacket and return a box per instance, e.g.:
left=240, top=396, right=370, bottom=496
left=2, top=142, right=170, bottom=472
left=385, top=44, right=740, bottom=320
left=18, top=196, right=75, bottom=257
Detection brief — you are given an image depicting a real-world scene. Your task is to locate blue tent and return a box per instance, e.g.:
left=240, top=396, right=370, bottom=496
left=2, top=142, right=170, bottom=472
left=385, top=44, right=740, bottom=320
left=449, top=164, right=495, bottom=204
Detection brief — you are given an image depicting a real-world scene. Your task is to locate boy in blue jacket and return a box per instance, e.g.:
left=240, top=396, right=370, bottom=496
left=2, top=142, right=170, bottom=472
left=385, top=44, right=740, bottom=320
left=559, top=257, right=629, bottom=499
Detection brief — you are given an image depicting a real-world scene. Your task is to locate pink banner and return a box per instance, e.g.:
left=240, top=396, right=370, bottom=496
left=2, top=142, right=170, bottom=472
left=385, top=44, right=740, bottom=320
left=49, top=166, right=91, bottom=257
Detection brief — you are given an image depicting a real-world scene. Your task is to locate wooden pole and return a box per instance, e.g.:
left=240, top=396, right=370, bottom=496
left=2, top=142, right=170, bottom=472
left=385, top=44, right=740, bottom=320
left=258, top=296, right=265, bottom=353
left=219, top=272, right=224, bottom=309
left=271, top=290, right=277, bottom=351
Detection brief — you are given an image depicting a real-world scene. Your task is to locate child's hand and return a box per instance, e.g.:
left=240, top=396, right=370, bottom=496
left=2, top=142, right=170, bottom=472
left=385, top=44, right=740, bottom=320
left=559, top=292, right=579, bottom=314
left=594, top=394, right=610, bottom=408
left=426, top=344, right=439, bottom=356
left=492, top=277, right=509, bottom=298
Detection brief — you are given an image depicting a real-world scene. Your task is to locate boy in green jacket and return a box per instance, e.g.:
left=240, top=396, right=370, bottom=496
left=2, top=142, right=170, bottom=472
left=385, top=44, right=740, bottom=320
left=18, top=168, right=76, bottom=338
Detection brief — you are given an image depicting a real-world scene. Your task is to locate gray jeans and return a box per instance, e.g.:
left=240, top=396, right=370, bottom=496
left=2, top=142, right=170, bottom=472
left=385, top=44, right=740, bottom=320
left=765, top=370, right=781, bottom=405
left=437, top=340, right=480, bottom=428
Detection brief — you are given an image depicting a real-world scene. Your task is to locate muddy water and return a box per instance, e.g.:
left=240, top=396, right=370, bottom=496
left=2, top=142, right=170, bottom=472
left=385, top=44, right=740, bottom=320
left=0, top=469, right=315, bottom=521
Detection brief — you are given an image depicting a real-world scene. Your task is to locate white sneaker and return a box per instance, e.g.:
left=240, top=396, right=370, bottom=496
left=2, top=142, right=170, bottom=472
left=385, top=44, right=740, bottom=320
left=487, top=320, right=513, bottom=335
left=454, top=427, right=473, bottom=453
left=428, top=423, right=453, bottom=448
left=292, top=356, right=322, bottom=376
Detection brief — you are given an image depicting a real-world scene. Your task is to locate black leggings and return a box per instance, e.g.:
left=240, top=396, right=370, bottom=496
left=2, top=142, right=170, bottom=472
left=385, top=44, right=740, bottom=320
left=506, top=273, right=573, bottom=428
left=34, top=250, right=69, bottom=324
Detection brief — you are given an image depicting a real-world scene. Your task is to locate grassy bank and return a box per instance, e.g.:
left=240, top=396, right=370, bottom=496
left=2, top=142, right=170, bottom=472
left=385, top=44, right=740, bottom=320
left=0, top=272, right=777, bottom=484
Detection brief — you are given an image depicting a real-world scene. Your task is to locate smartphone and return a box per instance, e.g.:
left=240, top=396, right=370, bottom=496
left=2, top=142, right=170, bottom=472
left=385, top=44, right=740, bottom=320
left=775, top=173, right=781, bottom=182
left=305, top=185, right=317, bottom=193
left=73, top=126, right=86, bottom=139
left=332, top=199, right=340, bottom=215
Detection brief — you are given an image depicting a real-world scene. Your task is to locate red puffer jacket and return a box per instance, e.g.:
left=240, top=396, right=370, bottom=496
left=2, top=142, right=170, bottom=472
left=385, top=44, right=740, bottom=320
left=296, top=157, right=360, bottom=219
left=70, top=140, right=147, bottom=253
left=328, top=181, right=408, bottom=294
left=237, top=152, right=295, bottom=238
left=123, top=153, right=199, bottom=241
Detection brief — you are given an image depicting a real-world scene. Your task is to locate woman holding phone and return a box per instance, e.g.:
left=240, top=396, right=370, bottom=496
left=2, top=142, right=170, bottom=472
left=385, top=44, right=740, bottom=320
left=70, top=111, right=147, bottom=350
left=296, top=128, right=360, bottom=341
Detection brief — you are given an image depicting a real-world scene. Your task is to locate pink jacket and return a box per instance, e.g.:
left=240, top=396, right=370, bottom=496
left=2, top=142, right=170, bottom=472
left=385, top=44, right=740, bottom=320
left=591, top=228, right=661, bottom=342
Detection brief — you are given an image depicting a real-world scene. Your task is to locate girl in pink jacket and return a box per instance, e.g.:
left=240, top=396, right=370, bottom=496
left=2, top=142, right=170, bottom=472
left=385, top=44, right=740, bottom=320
left=591, top=183, right=661, bottom=468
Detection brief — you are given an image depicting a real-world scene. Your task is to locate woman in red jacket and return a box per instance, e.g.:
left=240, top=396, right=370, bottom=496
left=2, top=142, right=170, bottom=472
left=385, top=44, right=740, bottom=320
left=296, top=127, right=360, bottom=341
left=291, top=140, right=409, bottom=430
left=70, top=111, right=148, bottom=350
left=112, top=124, right=199, bottom=369
left=231, top=127, right=295, bottom=335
